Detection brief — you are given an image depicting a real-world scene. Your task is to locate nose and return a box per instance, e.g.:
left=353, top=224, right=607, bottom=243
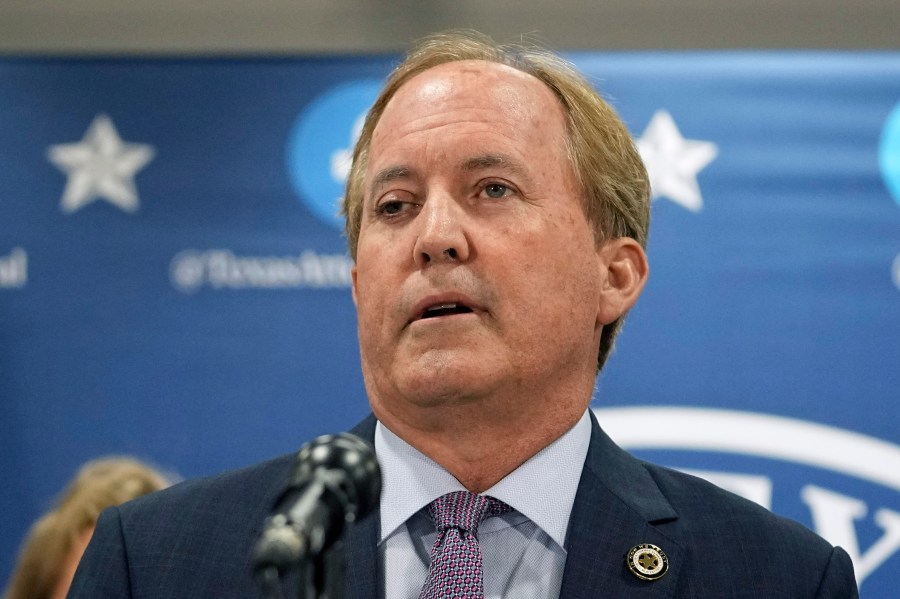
left=412, top=192, right=470, bottom=268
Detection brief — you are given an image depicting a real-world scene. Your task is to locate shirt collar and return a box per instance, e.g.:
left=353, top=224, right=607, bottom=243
left=375, top=409, right=591, bottom=550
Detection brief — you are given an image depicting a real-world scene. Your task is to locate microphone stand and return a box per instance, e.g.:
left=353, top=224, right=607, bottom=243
left=299, top=543, right=344, bottom=599
left=257, top=565, right=284, bottom=599
left=256, top=543, right=344, bottom=599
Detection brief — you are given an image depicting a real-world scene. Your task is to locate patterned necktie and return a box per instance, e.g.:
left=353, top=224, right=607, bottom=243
left=418, top=490, right=512, bottom=599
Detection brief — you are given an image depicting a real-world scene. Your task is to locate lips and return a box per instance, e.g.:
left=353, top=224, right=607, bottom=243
left=411, top=294, right=480, bottom=323
left=420, top=302, right=474, bottom=319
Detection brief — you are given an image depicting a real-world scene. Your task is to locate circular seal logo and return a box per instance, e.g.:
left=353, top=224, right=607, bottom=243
left=286, top=80, right=383, bottom=230
left=879, top=102, right=900, bottom=206
left=626, top=543, right=669, bottom=581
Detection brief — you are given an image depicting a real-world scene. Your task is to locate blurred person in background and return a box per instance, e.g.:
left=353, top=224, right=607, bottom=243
left=2, top=457, right=170, bottom=599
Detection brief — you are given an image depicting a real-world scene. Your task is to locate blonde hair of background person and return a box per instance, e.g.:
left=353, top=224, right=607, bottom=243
left=342, top=29, right=651, bottom=372
left=3, top=457, right=170, bottom=599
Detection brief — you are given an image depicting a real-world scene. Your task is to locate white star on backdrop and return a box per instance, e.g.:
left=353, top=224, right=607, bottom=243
left=47, top=114, right=155, bottom=214
left=636, top=110, right=718, bottom=212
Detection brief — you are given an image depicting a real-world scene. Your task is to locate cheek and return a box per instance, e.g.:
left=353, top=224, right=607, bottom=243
left=353, top=240, right=385, bottom=297
left=516, top=226, right=600, bottom=320
left=354, top=270, right=382, bottom=323
left=353, top=256, right=396, bottom=340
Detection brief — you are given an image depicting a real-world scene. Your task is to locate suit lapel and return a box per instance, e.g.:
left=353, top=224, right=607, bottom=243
left=559, top=412, right=683, bottom=598
left=342, top=510, right=380, bottom=599
left=342, top=415, right=381, bottom=599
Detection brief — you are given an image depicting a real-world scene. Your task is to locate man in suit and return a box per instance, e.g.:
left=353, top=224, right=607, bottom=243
left=69, top=31, right=859, bottom=598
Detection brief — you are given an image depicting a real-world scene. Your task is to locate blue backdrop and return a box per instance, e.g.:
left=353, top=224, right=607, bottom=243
left=1, top=52, right=898, bottom=594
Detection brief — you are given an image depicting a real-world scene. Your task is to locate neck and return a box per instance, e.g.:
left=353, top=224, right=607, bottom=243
left=374, top=389, right=590, bottom=493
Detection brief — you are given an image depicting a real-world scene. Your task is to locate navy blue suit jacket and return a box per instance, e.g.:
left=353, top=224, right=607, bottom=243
left=69, top=413, right=858, bottom=598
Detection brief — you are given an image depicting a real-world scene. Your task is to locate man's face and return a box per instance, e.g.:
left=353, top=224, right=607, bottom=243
left=352, top=61, right=607, bottom=424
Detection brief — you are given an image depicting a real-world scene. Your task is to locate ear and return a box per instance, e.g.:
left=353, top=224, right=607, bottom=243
left=596, top=238, right=649, bottom=325
left=351, top=264, right=359, bottom=306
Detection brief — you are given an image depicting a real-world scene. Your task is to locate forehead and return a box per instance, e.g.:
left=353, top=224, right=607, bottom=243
left=370, top=60, right=569, bottom=160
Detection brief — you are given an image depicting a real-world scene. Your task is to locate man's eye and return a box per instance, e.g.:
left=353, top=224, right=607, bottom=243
left=377, top=200, right=405, bottom=215
left=483, top=183, right=510, bottom=199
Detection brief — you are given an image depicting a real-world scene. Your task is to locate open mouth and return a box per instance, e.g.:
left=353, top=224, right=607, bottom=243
left=420, top=303, right=474, bottom=319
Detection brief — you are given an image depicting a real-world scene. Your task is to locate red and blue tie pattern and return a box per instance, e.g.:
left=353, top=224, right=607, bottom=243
left=418, top=491, right=512, bottom=599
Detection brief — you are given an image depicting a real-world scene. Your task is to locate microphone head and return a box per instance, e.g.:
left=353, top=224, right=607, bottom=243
left=253, top=433, right=381, bottom=577
left=292, top=432, right=381, bottom=521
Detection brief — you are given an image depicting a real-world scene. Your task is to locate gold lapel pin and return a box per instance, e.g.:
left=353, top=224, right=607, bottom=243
left=626, top=543, right=669, bottom=581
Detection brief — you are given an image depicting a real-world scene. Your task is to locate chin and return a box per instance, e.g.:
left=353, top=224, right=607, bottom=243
left=397, top=354, right=503, bottom=405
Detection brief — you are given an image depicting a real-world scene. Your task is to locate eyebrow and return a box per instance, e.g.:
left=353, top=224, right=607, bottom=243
left=368, top=165, right=415, bottom=204
left=462, top=153, right=537, bottom=193
left=460, top=153, right=528, bottom=176
left=371, top=165, right=412, bottom=189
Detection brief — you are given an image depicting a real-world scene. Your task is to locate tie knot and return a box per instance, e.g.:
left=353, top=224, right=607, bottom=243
left=427, top=491, right=511, bottom=537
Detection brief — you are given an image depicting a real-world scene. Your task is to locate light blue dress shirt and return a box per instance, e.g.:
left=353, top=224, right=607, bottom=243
left=375, top=410, right=592, bottom=599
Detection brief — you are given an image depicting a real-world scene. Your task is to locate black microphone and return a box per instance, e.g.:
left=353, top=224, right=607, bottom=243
left=252, top=433, right=381, bottom=579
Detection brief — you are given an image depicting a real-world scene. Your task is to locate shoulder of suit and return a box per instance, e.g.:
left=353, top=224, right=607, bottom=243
left=640, top=460, right=835, bottom=553
left=116, top=452, right=296, bottom=521
left=111, top=417, right=377, bottom=525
